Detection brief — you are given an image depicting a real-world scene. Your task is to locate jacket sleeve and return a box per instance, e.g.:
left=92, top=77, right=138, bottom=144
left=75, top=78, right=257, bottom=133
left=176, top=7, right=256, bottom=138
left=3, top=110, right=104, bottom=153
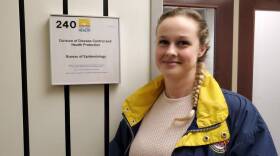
left=225, top=92, right=278, bottom=156
left=109, top=140, right=122, bottom=156
left=109, top=119, right=132, bottom=156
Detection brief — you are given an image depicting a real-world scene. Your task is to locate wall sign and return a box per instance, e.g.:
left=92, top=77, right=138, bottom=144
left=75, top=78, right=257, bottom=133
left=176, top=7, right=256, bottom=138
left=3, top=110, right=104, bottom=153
left=49, top=15, right=120, bottom=85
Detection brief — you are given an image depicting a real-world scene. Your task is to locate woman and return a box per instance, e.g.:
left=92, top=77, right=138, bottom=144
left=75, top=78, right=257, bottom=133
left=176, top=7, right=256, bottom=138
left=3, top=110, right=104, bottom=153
left=110, top=8, right=277, bottom=156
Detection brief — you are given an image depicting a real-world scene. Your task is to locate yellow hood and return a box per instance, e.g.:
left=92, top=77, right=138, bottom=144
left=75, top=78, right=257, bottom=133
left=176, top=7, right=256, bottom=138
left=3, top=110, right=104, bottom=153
left=122, top=71, right=228, bottom=129
left=121, top=71, right=230, bottom=146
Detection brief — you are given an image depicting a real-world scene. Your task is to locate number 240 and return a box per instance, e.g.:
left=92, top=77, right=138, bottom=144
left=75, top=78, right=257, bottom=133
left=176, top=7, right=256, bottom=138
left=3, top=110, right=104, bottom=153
left=56, top=20, right=76, bottom=28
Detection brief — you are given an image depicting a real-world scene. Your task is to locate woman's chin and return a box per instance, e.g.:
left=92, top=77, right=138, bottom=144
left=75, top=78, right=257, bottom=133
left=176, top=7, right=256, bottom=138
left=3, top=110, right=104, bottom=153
left=160, top=69, right=181, bottom=78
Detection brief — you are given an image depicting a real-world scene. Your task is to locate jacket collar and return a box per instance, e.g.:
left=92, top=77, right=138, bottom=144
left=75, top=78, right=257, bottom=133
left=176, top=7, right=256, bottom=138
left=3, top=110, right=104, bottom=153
left=122, top=71, right=229, bottom=128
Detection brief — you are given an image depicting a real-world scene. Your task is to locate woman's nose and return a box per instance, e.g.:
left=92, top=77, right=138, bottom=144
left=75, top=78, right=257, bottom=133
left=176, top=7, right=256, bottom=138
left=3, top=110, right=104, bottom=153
left=166, top=44, right=177, bottom=56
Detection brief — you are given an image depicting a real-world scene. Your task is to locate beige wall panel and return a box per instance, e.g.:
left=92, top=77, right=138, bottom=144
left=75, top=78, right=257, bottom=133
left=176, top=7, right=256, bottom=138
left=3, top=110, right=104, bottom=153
left=25, top=0, right=65, bottom=155
left=68, top=1, right=104, bottom=155
left=109, top=0, right=150, bottom=140
left=68, top=0, right=103, bottom=16
left=232, top=0, right=239, bottom=92
left=70, top=85, right=104, bottom=156
left=0, top=0, right=23, bottom=155
left=150, top=0, right=163, bottom=79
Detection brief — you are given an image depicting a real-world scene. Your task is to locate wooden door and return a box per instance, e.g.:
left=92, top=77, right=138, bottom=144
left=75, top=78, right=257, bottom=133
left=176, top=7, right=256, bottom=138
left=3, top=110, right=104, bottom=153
left=238, top=0, right=280, bottom=152
left=238, top=0, right=280, bottom=99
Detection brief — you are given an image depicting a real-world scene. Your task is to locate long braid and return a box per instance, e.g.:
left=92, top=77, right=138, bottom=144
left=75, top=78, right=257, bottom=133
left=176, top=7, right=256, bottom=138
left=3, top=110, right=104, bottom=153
left=175, top=62, right=205, bottom=121
left=192, top=62, right=205, bottom=108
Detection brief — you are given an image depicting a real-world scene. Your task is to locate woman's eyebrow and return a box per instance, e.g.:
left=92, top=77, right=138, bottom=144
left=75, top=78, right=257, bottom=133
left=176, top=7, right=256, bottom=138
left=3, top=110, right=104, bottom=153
left=178, top=35, right=190, bottom=40
left=157, top=35, right=167, bottom=39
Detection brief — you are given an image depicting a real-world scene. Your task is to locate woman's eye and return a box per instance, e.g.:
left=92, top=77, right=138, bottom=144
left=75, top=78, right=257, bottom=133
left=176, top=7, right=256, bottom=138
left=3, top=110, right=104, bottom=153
left=177, top=41, right=190, bottom=47
left=158, top=40, right=169, bottom=46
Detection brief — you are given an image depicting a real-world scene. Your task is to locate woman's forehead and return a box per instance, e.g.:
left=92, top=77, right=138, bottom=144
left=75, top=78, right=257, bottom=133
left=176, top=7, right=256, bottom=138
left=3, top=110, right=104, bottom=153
left=157, top=16, right=199, bottom=38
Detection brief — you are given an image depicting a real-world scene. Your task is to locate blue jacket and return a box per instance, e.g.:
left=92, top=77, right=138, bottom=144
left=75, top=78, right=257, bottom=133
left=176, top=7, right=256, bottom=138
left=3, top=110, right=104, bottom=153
left=110, top=71, right=277, bottom=156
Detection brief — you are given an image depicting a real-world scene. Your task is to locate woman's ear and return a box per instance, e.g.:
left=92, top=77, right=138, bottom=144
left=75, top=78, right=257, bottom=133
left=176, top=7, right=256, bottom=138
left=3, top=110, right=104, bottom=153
left=198, top=45, right=207, bottom=57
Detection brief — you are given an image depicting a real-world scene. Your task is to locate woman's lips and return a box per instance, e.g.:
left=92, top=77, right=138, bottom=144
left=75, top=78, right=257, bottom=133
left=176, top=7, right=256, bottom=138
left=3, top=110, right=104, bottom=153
left=162, top=60, right=181, bottom=66
left=162, top=60, right=181, bottom=64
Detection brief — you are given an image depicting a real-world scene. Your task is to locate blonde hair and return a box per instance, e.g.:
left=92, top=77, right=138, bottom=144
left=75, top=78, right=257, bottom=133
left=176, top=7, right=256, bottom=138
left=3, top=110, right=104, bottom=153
left=156, top=8, right=210, bottom=62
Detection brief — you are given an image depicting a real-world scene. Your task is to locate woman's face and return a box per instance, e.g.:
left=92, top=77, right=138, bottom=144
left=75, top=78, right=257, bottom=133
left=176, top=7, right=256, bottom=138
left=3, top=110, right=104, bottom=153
left=156, top=16, right=206, bottom=79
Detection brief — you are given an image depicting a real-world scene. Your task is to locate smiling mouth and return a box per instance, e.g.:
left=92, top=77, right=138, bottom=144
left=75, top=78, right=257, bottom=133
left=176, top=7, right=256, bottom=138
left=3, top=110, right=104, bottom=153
left=162, top=61, right=181, bottom=64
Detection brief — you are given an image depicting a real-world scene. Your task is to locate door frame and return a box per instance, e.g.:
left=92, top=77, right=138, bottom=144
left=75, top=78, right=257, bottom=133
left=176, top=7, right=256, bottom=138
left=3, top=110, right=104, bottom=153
left=238, top=0, right=280, bottom=99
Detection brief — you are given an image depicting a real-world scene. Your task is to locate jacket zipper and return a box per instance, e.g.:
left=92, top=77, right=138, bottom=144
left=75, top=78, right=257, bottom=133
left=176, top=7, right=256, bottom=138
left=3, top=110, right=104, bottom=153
left=171, top=123, right=221, bottom=155
left=122, top=114, right=135, bottom=156
left=185, top=123, right=221, bottom=133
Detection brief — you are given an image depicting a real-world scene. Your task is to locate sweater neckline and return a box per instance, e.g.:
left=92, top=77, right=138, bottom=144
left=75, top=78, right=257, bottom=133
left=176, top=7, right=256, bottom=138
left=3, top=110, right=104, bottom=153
left=162, top=91, right=192, bottom=103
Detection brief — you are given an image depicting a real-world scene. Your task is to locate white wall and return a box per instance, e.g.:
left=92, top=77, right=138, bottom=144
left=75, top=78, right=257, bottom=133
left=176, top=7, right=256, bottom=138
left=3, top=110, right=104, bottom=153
left=253, top=10, right=280, bottom=153
left=0, top=0, right=150, bottom=155
left=109, top=0, right=150, bottom=140
left=0, top=0, right=23, bottom=155
left=25, top=0, right=65, bottom=155
left=68, top=1, right=105, bottom=156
